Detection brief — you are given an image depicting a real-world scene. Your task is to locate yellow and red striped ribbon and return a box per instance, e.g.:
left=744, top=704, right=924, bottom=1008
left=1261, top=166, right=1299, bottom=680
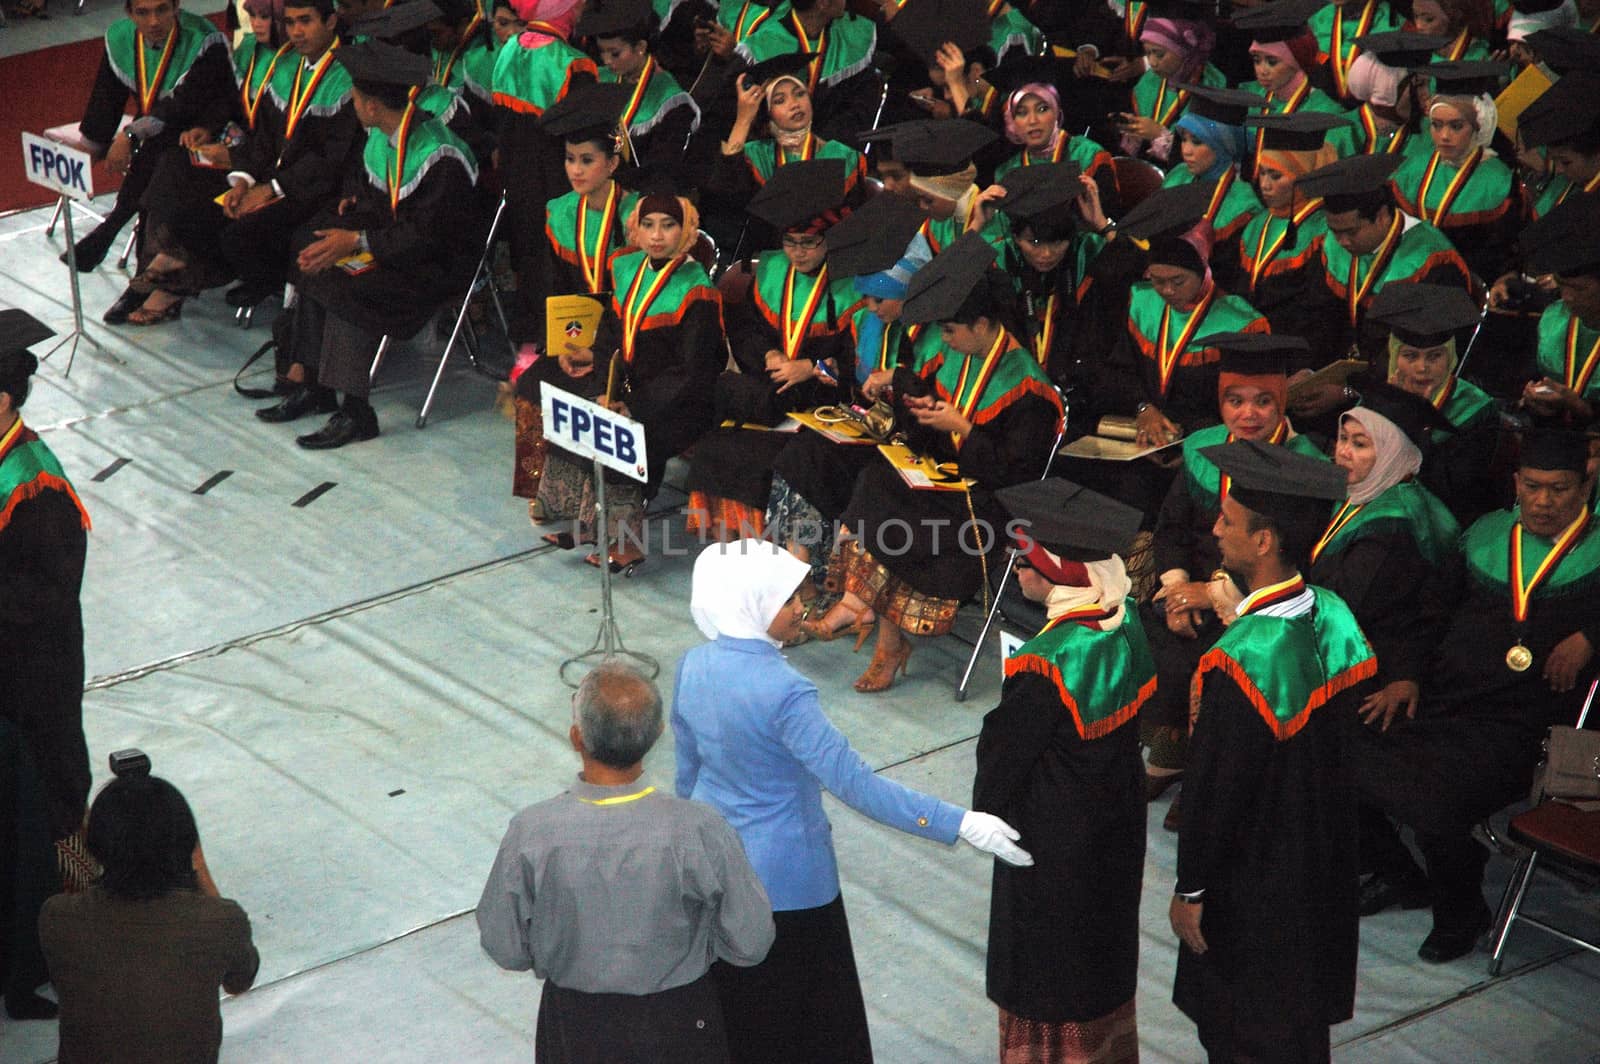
left=1509, top=510, right=1591, bottom=623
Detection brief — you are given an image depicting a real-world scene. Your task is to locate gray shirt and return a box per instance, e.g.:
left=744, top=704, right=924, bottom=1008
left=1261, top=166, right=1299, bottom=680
left=476, top=775, right=775, bottom=995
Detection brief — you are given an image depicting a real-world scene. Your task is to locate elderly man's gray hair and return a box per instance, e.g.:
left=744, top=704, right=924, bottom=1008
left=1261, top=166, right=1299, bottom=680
left=572, top=661, right=665, bottom=769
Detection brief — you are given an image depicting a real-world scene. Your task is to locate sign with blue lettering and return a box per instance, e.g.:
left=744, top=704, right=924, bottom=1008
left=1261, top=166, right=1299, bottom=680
left=541, top=384, right=649, bottom=483
left=22, top=133, right=95, bottom=202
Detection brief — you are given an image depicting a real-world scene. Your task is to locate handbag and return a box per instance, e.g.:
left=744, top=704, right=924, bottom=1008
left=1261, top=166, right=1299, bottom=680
left=1538, top=725, right=1600, bottom=808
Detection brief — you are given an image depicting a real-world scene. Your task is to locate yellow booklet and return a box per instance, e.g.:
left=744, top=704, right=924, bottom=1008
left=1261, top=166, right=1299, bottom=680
left=1496, top=63, right=1554, bottom=139
left=546, top=294, right=605, bottom=354
left=876, top=442, right=973, bottom=491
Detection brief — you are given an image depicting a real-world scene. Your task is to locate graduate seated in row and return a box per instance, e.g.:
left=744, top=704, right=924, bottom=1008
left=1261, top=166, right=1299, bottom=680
left=67, top=0, right=233, bottom=274
left=534, top=192, right=724, bottom=572
left=253, top=40, right=482, bottom=448
left=115, top=0, right=359, bottom=325
left=812, top=235, right=1062, bottom=692
left=577, top=0, right=703, bottom=182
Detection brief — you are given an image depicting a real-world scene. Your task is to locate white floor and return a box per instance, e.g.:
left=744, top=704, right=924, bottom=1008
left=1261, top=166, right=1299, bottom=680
left=1, top=202, right=1598, bottom=1063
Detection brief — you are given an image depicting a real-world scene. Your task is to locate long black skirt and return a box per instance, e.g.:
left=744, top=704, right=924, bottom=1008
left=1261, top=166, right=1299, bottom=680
left=535, top=971, right=730, bottom=1064
left=712, top=893, right=872, bottom=1064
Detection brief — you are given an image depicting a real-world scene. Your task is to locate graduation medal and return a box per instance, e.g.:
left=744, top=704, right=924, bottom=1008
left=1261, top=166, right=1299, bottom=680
left=1506, top=510, right=1592, bottom=673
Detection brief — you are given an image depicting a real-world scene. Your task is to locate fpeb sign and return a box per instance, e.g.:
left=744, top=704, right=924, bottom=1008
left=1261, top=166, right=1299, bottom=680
left=541, top=383, right=649, bottom=483
left=22, top=133, right=94, bottom=201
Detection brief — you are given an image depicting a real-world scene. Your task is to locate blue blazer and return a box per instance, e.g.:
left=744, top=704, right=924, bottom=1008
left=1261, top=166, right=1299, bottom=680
left=673, top=635, right=964, bottom=912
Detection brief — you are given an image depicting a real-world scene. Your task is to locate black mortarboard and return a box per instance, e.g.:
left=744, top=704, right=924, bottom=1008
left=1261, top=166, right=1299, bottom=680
left=1350, top=30, right=1451, bottom=68
left=1115, top=180, right=1214, bottom=241
left=1344, top=373, right=1454, bottom=449
left=1519, top=427, right=1591, bottom=473
left=745, top=158, right=848, bottom=231
left=901, top=232, right=1000, bottom=325
left=1521, top=193, right=1600, bottom=277
left=821, top=194, right=925, bottom=278
left=575, top=0, right=655, bottom=38
left=888, top=0, right=991, bottom=65
left=1245, top=110, right=1347, bottom=152
left=352, top=0, right=443, bottom=40
left=1233, top=0, right=1321, bottom=42
left=1204, top=332, right=1308, bottom=378
left=1142, top=0, right=1219, bottom=18
left=1524, top=27, right=1600, bottom=75
left=432, top=0, right=475, bottom=23
left=336, top=39, right=434, bottom=87
left=1177, top=83, right=1265, bottom=127
left=0, top=309, right=55, bottom=357
left=1201, top=439, right=1348, bottom=528
left=1408, top=59, right=1512, bottom=96
left=982, top=53, right=1072, bottom=100
left=1295, top=152, right=1403, bottom=205
left=996, top=478, right=1143, bottom=562
left=745, top=50, right=817, bottom=87
left=538, top=82, right=630, bottom=137
left=1367, top=282, right=1482, bottom=347
left=1517, top=72, right=1600, bottom=149
left=998, top=161, right=1083, bottom=224
left=1512, top=0, right=1569, bottom=11
left=863, top=119, right=997, bottom=176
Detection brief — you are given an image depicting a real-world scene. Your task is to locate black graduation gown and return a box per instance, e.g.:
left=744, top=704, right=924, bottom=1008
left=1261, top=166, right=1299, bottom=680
left=1307, top=526, right=1452, bottom=689
left=683, top=275, right=855, bottom=509
left=589, top=292, right=725, bottom=495
left=79, top=28, right=236, bottom=229
left=304, top=145, right=481, bottom=329
left=974, top=670, right=1145, bottom=1022
left=497, top=63, right=598, bottom=340
left=1359, top=541, right=1600, bottom=837
left=1139, top=469, right=1229, bottom=733
left=838, top=361, right=1060, bottom=601
left=1175, top=664, right=1361, bottom=1037
left=1421, top=416, right=1509, bottom=528
left=0, top=488, right=90, bottom=842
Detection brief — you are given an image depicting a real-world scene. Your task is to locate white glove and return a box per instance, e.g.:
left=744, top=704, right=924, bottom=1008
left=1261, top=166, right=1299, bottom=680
left=958, top=810, right=1033, bottom=867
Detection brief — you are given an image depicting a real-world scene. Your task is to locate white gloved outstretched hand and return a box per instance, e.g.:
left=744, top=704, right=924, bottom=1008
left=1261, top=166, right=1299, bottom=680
left=958, top=810, right=1033, bottom=867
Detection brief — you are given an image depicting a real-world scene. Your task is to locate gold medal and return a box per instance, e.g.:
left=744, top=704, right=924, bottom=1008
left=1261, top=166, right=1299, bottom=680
left=1506, top=643, right=1533, bottom=673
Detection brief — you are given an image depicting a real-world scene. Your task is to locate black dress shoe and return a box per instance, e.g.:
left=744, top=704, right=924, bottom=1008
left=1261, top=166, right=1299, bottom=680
left=102, top=286, right=145, bottom=325
left=1358, top=872, right=1431, bottom=917
left=59, top=224, right=116, bottom=272
left=226, top=282, right=274, bottom=308
left=1418, top=907, right=1492, bottom=963
left=296, top=409, right=380, bottom=449
left=257, top=387, right=338, bottom=423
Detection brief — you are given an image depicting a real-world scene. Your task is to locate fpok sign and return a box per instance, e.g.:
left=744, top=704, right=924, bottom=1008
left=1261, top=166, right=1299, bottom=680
left=21, top=133, right=94, bottom=202
left=541, top=383, right=649, bottom=483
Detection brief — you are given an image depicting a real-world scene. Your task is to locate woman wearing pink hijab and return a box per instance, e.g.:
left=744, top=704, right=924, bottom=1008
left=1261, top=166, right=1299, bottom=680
left=493, top=0, right=598, bottom=346
left=1116, top=13, right=1224, bottom=162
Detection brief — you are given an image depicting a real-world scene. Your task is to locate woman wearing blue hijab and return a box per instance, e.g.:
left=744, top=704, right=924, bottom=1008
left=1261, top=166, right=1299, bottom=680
left=1160, top=85, right=1266, bottom=257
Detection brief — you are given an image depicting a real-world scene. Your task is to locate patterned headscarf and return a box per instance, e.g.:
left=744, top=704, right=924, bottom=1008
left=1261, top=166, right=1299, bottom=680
left=1140, top=17, right=1216, bottom=82
left=1003, top=83, right=1061, bottom=146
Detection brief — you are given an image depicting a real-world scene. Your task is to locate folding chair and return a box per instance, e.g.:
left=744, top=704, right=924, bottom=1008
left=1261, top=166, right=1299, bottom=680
left=117, top=217, right=140, bottom=270
left=369, top=191, right=515, bottom=428
left=954, top=387, right=1068, bottom=701
left=1110, top=156, right=1166, bottom=211
left=1487, top=679, right=1600, bottom=974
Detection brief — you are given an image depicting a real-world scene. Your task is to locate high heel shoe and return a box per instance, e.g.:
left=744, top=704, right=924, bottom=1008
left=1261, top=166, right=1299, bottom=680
left=854, top=637, right=911, bottom=693
left=800, top=602, right=875, bottom=652
left=125, top=297, right=184, bottom=326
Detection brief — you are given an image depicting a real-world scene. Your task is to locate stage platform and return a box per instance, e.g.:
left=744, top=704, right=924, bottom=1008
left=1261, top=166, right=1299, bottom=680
left=1, top=200, right=1598, bottom=1063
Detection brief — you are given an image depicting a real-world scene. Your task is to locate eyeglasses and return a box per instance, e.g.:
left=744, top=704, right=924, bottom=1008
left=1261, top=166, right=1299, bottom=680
left=781, top=235, right=825, bottom=250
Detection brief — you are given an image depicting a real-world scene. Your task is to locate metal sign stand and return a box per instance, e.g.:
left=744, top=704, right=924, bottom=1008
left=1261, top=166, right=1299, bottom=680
left=558, top=458, right=659, bottom=687
left=39, top=196, right=107, bottom=377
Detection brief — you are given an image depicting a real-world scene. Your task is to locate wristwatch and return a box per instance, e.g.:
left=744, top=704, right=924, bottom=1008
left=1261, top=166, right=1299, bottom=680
left=1097, top=219, right=1117, bottom=236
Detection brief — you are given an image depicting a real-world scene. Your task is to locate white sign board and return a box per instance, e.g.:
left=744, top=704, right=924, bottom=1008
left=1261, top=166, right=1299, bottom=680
left=999, top=629, right=1025, bottom=679
left=21, top=132, right=94, bottom=202
left=541, top=383, right=649, bottom=483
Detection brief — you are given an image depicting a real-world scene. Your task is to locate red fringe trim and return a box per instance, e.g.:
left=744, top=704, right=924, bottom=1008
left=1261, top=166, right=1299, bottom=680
left=492, top=91, right=544, bottom=115
left=1190, top=649, right=1376, bottom=741
left=613, top=284, right=724, bottom=334
left=752, top=282, right=852, bottom=340
left=1242, top=240, right=1321, bottom=282
left=1004, top=653, right=1154, bottom=740
left=0, top=473, right=92, bottom=534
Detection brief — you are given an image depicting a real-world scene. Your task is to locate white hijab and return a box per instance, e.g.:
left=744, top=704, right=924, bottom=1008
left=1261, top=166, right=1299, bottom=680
left=691, top=539, right=811, bottom=647
left=1040, top=555, right=1133, bottom=631
left=1343, top=408, right=1422, bottom=505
